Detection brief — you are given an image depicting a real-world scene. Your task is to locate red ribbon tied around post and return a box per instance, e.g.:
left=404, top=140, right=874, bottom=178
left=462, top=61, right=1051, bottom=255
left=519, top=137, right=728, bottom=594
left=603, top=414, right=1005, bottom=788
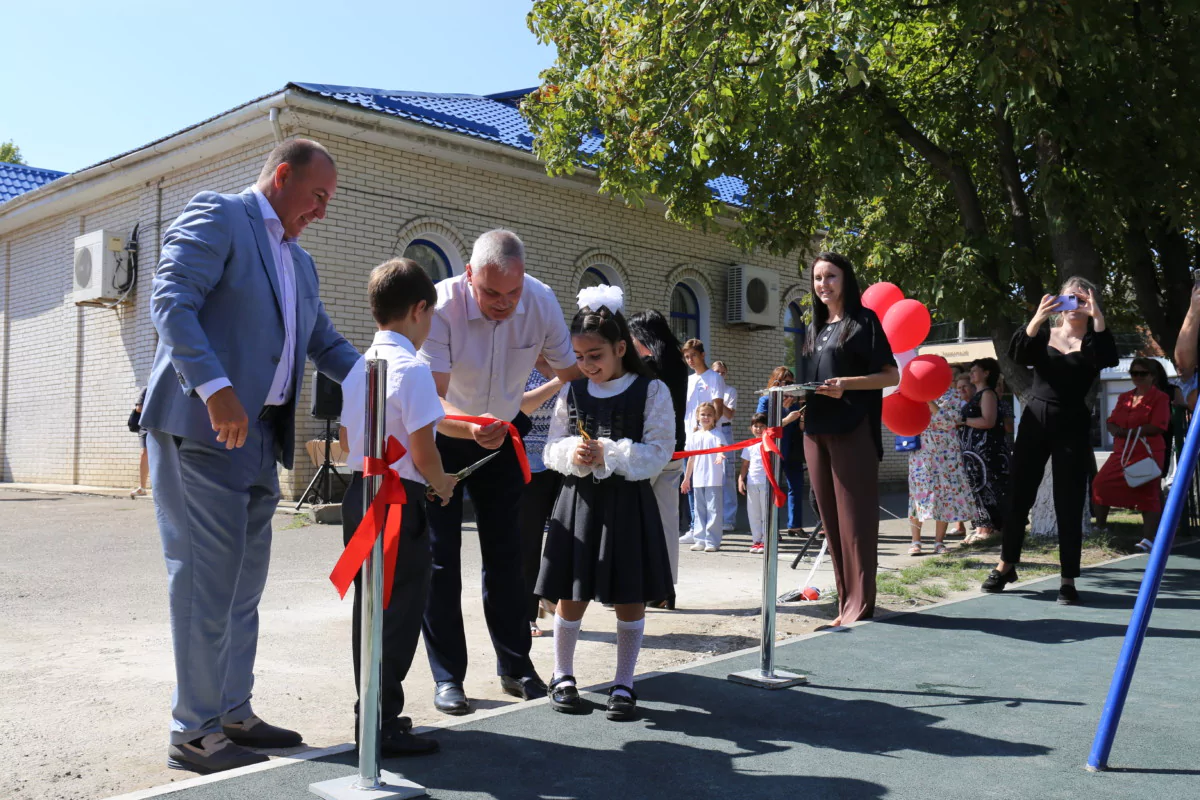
left=443, top=415, right=532, bottom=484
left=329, top=436, right=407, bottom=609
left=670, top=427, right=787, bottom=508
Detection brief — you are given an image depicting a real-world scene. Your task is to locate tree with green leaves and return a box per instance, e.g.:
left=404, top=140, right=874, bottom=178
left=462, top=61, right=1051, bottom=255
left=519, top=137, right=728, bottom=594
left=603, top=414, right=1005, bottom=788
left=0, top=140, right=24, bottom=165
left=524, top=1, right=1199, bottom=387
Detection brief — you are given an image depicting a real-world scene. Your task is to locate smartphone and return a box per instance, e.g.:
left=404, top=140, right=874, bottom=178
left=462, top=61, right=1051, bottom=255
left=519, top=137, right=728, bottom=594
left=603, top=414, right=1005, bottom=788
left=1055, top=295, right=1079, bottom=311
left=1192, top=268, right=1200, bottom=286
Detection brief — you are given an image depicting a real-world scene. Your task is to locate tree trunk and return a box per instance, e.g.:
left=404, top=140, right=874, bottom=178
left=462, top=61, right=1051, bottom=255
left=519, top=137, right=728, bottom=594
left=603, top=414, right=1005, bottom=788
left=993, top=104, right=1044, bottom=305
left=1156, top=215, right=1193, bottom=337
left=1124, top=221, right=1174, bottom=355
left=1036, top=133, right=1104, bottom=288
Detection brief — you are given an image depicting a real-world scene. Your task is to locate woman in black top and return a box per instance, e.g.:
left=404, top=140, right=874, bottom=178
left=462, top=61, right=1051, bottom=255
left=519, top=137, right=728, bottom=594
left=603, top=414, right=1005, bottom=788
left=629, top=309, right=688, bottom=608
left=982, top=277, right=1118, bottom=604
left=801, top=252, right=899, bottom=625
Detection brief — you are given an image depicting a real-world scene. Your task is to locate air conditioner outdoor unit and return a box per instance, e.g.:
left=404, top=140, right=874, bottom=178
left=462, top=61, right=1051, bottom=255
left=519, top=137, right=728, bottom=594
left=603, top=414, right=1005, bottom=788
left=726, top=264, right=780, bottom=327
left=73, top=230, right=126, bottom=303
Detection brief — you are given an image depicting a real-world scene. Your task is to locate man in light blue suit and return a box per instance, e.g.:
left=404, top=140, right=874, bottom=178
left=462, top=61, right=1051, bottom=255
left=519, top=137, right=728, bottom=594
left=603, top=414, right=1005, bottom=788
left=141, top=139, right=359, bottom=774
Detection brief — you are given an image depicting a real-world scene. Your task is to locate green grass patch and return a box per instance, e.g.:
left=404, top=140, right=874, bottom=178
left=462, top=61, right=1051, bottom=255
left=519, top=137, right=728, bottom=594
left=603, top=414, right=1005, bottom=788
left=279, top=514, right=311, bottom=531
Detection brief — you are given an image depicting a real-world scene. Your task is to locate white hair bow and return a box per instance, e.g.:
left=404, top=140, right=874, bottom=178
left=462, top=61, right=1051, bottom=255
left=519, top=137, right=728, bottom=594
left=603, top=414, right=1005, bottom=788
left=577, top=284, right=625, bottom=315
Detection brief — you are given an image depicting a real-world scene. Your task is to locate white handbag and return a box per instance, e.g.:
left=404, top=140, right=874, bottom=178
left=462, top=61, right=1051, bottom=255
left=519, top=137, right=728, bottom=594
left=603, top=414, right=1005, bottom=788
left=1120, top=427, right=1161, bottom=488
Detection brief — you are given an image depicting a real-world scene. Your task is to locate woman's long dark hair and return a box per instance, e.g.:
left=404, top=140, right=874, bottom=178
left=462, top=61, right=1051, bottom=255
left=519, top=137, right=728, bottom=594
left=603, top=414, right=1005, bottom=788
left=802, top=251, right=864, bottom=356
left=628, top=310, right=688, bottom=387
left=571, top=303, right=650, bottom=378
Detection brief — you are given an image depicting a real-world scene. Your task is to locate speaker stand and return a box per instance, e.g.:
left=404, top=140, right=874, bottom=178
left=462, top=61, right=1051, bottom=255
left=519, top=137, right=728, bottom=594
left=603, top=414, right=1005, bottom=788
left=296, top=419, right=348, bottom=510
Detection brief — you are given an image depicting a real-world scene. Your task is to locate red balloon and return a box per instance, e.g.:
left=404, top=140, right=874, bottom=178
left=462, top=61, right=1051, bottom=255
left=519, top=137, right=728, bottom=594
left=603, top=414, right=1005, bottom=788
left=899, top=354, right=954, bottom=403
left=883, top=299, right=932, bottom=353
left=862, top=282, right=905, bottom=319
left=882, top=392, right=932, bottom=436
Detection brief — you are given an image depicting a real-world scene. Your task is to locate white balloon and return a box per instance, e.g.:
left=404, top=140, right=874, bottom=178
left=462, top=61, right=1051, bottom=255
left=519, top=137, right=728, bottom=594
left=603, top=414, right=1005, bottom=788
left=884, top=349, right=918, bottom=397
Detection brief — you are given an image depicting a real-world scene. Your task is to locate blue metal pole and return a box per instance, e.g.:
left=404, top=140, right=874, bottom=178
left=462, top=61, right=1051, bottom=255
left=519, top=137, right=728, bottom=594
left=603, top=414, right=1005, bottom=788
left=1086, top=401, right=1200, bottom=771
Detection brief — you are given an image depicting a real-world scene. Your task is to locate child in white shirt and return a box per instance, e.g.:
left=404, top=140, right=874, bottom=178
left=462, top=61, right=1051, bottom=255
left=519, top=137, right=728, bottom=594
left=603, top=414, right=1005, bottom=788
left=339, top=258, right=459, bottom=757
left=738, top=413, right=770, bottom=554
left=681, top=402, right=725, bottom=551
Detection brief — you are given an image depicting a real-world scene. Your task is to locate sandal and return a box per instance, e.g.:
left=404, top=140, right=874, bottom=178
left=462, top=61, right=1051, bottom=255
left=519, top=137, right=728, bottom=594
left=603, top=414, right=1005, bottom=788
left=908, top=542, right=922, bottom=556
left=129, top=487, right=146, bottom=499
left=529, top=621, right=544, bottom=638
left=606, top=685, right=638, bottom=721
left=549, top=675, right=584, bottom=714
left=933, top=542, right=949, bottom=555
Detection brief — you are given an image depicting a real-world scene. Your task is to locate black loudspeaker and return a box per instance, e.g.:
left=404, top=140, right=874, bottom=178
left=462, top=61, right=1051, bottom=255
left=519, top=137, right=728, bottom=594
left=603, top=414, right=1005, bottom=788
left=311, top=371, right=343, bottom=421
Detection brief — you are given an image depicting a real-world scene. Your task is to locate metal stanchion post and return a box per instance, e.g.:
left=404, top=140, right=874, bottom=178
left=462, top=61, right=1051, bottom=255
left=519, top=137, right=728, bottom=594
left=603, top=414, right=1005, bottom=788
left=311, top=360, right=425, bottom=800
left=729, top=386, right=808, bottom=689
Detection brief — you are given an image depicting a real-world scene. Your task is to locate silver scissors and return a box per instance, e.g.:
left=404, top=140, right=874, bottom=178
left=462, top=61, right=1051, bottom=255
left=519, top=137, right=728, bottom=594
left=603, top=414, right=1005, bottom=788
left=425, top=450, right=501, bottom=500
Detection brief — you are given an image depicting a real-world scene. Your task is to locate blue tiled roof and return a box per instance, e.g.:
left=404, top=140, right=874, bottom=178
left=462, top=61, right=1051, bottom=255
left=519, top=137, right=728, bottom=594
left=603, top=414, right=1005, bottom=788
left=0, top=162, right=67, bottom=203
left=291, top=83, right=746, bottom=207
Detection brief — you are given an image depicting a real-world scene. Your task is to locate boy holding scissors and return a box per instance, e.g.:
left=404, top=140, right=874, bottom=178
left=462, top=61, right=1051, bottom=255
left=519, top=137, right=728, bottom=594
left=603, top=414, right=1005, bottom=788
left=338, top=258, right=469, bottom=755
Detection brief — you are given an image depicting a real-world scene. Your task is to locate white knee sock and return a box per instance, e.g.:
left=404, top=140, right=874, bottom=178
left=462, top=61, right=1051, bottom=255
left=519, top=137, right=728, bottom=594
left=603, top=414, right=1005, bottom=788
left=613, top=618, right=645, bottom=697
left=553, top=614, right=582, bottom=686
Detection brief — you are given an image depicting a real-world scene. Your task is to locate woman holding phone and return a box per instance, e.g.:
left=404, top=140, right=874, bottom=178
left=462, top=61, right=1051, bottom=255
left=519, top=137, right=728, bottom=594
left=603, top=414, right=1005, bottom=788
left=801, top=252, right=899, bottom=625
left=982, top=276, right=1118, bottom=604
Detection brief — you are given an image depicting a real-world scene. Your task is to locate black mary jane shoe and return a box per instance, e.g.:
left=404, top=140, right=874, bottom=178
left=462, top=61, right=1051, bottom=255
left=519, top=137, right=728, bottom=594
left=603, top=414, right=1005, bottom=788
left=606, top=686, right=639, bottom=721
left=549, top=675, right=586, bottom=714
left=981, top=567, right=1018, bottom=593
left=1057, top=584, right=1082, bottom=606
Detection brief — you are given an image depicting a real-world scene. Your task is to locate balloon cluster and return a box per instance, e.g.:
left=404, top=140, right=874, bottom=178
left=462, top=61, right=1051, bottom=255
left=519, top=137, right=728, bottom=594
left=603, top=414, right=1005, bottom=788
left=861, top=282, right=952, bottom=437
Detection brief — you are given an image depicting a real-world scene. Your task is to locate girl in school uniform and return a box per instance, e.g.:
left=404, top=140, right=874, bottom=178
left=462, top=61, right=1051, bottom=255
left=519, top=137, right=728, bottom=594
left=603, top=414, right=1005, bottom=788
left=535, top=285, right=676, bottom=721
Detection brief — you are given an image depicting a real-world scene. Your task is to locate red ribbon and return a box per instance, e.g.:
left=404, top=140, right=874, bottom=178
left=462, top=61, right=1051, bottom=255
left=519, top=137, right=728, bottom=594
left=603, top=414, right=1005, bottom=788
left=443, top=415, right=531, bottom=484
left=329, top=436, right=407, bottom=609
left=672, top=428, right=787, bottom=508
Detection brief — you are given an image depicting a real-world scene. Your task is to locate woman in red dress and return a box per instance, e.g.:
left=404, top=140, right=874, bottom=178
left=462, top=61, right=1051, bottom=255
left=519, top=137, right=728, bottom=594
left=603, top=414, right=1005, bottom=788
left=1093, top=357, right=1170, bottom=542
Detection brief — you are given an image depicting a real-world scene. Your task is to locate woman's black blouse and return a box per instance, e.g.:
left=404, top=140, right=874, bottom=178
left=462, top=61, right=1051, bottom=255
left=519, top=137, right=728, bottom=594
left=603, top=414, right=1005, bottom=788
left=802, top=306, right=896, bottom=459
left=1008, top=325, right=1118, bottom=432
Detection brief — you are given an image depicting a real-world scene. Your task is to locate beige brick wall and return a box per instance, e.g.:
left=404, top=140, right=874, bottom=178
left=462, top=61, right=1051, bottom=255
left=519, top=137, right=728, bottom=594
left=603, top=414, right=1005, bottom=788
left=0, top=114, right=909, bottom=497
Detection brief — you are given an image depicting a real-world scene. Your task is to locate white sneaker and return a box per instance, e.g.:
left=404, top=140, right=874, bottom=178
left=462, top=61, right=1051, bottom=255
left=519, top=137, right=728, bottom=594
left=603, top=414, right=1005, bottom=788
left=679, top=534, right=696, bottom=544
left=690, top=543, right=705, bottom=551
left=705, top=545, right=720, bottom=553
left=722, top=524, right=734, bottom=532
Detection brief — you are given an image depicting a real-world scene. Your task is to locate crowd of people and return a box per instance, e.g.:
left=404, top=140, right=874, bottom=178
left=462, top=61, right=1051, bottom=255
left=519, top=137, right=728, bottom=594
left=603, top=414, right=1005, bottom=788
left=138, top=138, right=1198, bottom=776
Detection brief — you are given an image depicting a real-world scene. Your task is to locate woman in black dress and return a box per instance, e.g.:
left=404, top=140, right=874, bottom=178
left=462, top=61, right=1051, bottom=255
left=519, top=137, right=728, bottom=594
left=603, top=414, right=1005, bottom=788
left=982, top=277, right=1118, bottom=604
left=628, top=309, right=688, bottom=608
left=801, top=252, right=899, bottom=625
left=957, top=357, right=1010, bottom=542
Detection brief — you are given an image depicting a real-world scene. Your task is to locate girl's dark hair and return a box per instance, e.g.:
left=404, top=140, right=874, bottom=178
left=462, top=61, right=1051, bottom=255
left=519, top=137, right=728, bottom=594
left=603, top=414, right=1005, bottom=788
left=571, top=303, right=650, bottom=378
left=1137, top=357, right=1171, bottom=395
left=628, top=310, right=687, bottom=384
left=802, top=251, right=864, bottom=356
left=970, top=357, right=1001, bottom=389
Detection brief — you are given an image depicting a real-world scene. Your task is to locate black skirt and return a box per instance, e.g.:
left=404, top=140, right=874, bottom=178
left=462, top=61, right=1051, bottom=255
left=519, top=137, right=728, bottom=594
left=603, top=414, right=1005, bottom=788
left=535, top=473, right=673, bottom=605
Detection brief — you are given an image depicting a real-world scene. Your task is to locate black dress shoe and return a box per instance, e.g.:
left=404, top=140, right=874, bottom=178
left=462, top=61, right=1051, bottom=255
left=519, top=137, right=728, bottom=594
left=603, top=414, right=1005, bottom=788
left=167, top=733, right=270, bottom=774
left=1057, top=584, right=1082, bottom=605
left=221, top=715, right=303, bottom=748
left=548, top=675, right=585, bottom=714
left=981, top=567, right=1018, bottom=593
left=433, top=681, right=471, bottom=715
left=500, top=673, right=548, bottom=701
left=380, top=720, right=440, bottom=757
left=606, top=686, right=638, bottom=721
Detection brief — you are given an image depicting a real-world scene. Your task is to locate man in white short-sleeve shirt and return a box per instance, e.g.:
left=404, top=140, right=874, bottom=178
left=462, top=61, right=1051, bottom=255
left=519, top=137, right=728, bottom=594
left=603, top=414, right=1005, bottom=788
left=712, top=360, right=739, bottom=530
left=679, top=339, right=726, bottom=541
left=417, top=229, right=580, bottom=716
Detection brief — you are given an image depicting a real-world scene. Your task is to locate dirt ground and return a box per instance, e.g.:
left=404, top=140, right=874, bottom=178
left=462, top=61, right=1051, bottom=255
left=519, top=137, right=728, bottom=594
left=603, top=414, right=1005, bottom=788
left=2, top=484, right=1141, bottom=800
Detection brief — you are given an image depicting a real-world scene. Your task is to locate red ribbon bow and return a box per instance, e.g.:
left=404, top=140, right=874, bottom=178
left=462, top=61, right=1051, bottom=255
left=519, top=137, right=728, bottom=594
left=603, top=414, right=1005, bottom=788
left=443, top=415, right=532, bottom=484
left=329, top=436, right=408, bottom=609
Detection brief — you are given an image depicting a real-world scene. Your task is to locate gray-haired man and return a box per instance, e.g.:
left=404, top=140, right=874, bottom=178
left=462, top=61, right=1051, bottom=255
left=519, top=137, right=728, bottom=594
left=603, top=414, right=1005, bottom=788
left=418, top=230, right=581, bottom=714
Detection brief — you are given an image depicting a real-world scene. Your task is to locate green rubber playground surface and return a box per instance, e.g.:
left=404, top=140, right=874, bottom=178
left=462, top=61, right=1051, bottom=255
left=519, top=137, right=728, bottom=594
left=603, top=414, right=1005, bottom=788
left=153, top=547, right=1200, bottom=800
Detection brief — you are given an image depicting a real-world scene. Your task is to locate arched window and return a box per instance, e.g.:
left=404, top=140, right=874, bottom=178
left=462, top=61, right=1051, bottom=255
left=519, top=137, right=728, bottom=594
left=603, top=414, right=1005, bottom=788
left=670, top=283, right=701, bottom=343
left=403, top=238, right=454, bottom=282
left=784, top=302, right=806, bottom=374
left=580, top=266, right=610, bottom=290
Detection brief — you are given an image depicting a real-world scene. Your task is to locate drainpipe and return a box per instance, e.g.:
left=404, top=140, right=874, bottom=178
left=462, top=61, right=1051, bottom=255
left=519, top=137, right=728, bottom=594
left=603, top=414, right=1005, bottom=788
left=269, top=108, right=284, bottom=143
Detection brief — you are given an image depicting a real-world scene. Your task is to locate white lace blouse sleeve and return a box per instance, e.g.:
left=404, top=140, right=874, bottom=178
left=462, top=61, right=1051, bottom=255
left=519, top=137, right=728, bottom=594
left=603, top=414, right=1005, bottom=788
left=596, top=378, right=676, bottom=481
left=542, top=385, right=590, bottom=477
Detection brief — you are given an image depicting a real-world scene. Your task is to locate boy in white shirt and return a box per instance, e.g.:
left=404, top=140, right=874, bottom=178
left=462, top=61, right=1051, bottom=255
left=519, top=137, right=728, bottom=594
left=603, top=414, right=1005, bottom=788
left=680, top=402, right=726, bottom=551
left=738, top=413, right=770, bottom=554
left=339, top=258, right=460, bottom=757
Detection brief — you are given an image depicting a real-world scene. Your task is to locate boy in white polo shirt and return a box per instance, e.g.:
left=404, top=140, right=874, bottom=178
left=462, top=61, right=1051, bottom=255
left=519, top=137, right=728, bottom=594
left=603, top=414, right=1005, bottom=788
left=339, top=257, right=458, bottom=757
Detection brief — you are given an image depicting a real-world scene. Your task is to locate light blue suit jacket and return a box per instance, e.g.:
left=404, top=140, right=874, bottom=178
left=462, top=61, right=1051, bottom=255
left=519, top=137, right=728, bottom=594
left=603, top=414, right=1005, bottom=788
left=141, top=188, right=359, bottom=469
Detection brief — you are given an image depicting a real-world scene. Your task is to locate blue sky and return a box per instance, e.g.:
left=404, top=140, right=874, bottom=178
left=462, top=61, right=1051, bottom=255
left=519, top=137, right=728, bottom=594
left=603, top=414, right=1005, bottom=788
left=1, top=1, right=555, bottom=173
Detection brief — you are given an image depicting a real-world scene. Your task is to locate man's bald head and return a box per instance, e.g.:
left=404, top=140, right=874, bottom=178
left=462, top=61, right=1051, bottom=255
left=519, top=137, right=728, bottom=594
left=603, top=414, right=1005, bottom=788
left=256, top=139, right=336, bottom=184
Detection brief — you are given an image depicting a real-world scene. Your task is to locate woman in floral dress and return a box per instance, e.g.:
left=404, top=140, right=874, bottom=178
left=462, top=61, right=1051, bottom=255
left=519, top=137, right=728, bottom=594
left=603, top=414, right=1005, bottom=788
left=908, top=385, right=977, bottom=554
left=958, top=358, right=1011, bottom=542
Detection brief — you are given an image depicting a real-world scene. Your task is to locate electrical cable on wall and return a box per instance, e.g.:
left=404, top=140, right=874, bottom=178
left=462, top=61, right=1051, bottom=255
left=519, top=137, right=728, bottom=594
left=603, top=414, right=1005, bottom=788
left=100, top=223, right=140, bottom=310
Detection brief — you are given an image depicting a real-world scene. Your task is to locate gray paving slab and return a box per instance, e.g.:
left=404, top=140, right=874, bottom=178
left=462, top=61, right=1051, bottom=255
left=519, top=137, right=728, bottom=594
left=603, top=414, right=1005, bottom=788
left=143, top=546, right=1200, bottom=800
